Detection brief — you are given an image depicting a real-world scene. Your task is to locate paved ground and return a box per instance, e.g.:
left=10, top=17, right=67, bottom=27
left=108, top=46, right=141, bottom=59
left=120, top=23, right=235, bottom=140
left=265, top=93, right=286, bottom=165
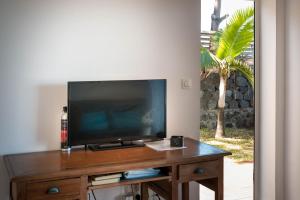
left=200, top=158, right=253, bottom=200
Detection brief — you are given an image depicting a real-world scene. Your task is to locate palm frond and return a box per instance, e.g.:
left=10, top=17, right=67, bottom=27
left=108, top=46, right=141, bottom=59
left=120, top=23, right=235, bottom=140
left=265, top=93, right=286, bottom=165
left=200, top=47, right=221, bottom=70
left=229, top=59, right=254, bottom=88
left=210, top=30, right=223, bottom=52
left=216, top=7, right=254, bottom=60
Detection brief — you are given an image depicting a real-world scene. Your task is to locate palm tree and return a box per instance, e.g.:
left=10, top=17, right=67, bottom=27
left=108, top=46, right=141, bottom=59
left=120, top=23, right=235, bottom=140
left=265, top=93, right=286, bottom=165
left=201, top=7, right=254, bottom=138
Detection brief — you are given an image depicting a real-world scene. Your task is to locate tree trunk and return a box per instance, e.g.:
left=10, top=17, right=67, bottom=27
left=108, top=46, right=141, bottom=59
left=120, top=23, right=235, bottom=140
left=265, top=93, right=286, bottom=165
left=211, top=0, right=228, bottom=31
left=215, top=75, right=227, bottom=138
left=211, top=0, right=221, bottom=31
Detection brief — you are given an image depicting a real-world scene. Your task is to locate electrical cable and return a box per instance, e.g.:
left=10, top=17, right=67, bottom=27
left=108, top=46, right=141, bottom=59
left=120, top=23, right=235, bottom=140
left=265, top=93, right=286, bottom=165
left=155, top=193, right=161, bottom=200
left=91, top=189, right=97, bottom=200
left=131, top=184, right=135, bottom=197
left=157, top=194, right=161, bottom=200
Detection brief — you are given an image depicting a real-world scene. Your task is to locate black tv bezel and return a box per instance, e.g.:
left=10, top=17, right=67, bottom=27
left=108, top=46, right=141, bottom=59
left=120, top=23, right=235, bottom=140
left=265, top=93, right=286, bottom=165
left=67, top=79, right=167, bottom=147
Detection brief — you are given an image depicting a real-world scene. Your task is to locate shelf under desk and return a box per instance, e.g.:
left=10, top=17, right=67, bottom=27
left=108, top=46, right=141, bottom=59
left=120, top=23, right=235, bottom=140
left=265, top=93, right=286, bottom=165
left=88, top=175, right=172, bottom=190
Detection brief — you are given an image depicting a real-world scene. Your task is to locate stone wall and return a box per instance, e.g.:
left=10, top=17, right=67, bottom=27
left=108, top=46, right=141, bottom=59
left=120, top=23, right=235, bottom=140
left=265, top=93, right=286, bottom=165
left=200, top=73, right=254, bottom=129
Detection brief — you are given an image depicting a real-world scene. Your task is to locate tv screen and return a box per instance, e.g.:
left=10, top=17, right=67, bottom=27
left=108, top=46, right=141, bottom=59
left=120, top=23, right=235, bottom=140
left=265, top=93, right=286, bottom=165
left=68, top=79, right=166, bottom=146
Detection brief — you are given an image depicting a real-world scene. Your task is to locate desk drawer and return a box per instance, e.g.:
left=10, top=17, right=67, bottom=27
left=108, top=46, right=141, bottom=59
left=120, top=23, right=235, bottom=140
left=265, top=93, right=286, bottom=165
left=26, top=178, right=81, bottom=200
left=179, top=160, right=220, bottom=182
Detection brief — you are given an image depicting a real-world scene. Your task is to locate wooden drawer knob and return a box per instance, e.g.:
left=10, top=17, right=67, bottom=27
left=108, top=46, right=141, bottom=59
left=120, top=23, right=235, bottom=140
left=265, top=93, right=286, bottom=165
left=194, top=168, right=205, bottom=175
left=47, top=187, right=60, bottom=194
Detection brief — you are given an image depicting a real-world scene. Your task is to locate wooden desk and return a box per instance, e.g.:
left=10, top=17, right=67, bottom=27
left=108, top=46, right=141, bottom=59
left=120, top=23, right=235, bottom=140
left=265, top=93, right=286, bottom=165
left=4, top=138, right=230, bottom=200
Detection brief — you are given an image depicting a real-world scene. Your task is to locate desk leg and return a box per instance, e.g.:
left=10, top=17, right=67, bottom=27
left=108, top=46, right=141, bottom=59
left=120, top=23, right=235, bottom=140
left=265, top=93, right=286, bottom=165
left=81, top=175, right=88, bottom=200
left=141, top=183, right=149, bottom=200
left=213, top=177, right=223, bottom=200
left=197, top=159, right=224, bottom=200
left=171, top=165, right=178, bottom=200
left=171, top=181, right=178, bottom=200
left=215, top=158, right=224, bottom=200
left=182, top=182, right=189, bottom=200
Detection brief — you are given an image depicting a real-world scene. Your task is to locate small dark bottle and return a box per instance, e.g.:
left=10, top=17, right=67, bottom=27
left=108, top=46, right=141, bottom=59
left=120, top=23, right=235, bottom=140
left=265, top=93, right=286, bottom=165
left=61, top=106, right=69, bottom=151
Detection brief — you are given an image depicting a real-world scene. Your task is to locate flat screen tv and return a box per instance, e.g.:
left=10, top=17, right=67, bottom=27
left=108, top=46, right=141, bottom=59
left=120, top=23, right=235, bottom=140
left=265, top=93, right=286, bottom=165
left=68, top=79, right=166, bottom=146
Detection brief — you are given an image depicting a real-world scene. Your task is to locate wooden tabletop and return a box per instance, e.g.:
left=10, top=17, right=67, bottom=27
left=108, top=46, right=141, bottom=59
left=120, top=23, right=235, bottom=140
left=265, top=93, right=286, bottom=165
left=4, top=138, right=230, bottom=182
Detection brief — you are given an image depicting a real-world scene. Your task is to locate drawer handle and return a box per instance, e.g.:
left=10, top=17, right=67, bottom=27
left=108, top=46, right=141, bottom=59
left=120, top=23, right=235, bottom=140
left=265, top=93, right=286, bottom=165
left=47, top=187, right=60, bottom=194
left=194, top=167, right=205, bottom=175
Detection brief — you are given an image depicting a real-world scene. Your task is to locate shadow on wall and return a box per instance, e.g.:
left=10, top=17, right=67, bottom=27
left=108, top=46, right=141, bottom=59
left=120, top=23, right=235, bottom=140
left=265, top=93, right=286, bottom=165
left=0, top=156, right=9, bottom=200
left=0, top=85, right=67, bottom=200
left=35, top=84, right=67, bottom=150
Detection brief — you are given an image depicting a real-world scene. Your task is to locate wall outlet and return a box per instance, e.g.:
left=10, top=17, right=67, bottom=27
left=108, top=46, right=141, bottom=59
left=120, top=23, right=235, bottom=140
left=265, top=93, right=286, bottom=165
left=181, top=79, right=192, bottom=89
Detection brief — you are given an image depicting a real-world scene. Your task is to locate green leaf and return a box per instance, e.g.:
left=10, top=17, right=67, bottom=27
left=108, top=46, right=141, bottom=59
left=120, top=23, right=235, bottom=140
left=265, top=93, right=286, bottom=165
left=229, top=59, right=254, bottom=88
left=216, top=7, right=254, bottom=60
left=210, top=30, right=223, bottom=52
left=200, top=47, right=220, bottom=70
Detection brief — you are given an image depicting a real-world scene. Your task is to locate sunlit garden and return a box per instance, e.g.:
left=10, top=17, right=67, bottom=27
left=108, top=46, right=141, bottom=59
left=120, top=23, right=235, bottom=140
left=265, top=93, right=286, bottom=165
left=200, top=0, right=255, bottom=199
left=200, top=128, right=254, bottom=163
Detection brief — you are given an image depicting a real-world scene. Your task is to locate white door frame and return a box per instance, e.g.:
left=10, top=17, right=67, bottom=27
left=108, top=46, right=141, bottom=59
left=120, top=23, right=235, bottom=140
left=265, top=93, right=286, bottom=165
left=254, top=0, right=285, bottom=199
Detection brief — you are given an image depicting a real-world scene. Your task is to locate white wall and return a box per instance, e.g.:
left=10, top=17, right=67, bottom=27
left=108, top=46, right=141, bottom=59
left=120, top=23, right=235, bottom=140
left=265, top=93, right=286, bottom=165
left=285, top=0, right=300, bottom=199
left=0, top=1, right=200, bottom=199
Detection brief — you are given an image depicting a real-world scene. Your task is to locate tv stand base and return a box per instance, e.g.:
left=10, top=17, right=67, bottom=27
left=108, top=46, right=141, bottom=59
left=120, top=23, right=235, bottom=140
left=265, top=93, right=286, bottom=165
left=88, top=141, right=145, bottom=151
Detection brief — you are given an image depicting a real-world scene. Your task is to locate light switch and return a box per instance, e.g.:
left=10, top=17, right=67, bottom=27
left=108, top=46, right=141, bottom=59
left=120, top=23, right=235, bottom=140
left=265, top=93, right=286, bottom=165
left=181, top=79, right=192, bottom=89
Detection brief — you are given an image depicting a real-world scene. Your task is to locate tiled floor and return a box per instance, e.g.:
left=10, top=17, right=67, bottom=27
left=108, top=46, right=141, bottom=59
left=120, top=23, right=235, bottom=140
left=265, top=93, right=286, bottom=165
left=200, top=158, right=253, bottom=200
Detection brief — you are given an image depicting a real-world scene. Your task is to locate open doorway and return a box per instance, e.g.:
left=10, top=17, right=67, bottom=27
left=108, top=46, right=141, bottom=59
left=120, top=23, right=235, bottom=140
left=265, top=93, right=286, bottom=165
left=200, top=0, right=255, bottom=199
